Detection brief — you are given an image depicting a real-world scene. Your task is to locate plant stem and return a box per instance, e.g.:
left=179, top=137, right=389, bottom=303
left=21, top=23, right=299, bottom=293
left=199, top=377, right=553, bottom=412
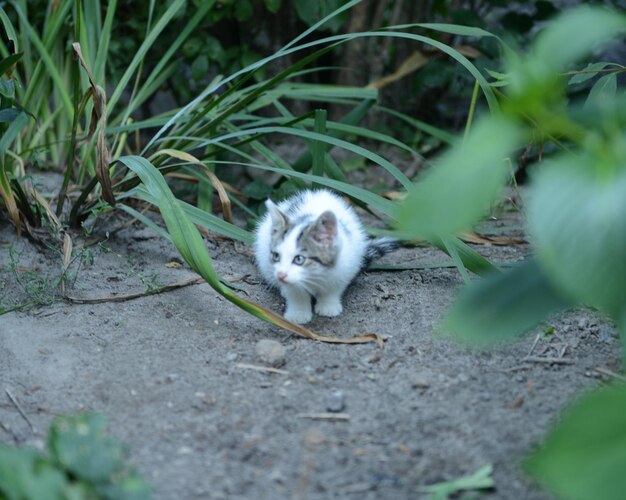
left=463, top=79, right=480, bottom=144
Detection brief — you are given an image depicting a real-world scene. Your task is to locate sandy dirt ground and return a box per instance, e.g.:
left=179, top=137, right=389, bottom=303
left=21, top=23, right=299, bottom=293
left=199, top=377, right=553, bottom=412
left=0, top=202, right=620, bottom=499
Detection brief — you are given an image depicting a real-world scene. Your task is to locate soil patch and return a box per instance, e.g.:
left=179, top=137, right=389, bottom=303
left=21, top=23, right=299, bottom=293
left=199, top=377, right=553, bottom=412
left=0, top=206, right=620, bottom=499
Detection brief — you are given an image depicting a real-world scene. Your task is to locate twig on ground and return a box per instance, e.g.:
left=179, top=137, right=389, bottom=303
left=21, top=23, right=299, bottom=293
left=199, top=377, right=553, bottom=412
left=593, top=367, right=626, bottom=382
left=5, top=388, right=35, bottom=432
left=523, top=356, right=574, bottom=365
left=63, top=276, right=205, bottom=303
left=62, top=274, right=247, bottom=304
left=0, top=420, right=20, bottom=442
left=500, top=365, right=530, bottom=373
left=235, top=363, right=289, bottom=375
left=297, top=413, right=351, bottom=421
left=527, top=334, right=541, bottom=357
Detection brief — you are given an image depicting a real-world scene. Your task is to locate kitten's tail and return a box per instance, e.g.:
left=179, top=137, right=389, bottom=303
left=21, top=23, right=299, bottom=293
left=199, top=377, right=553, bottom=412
left=363, top=236, right=400, bottom=269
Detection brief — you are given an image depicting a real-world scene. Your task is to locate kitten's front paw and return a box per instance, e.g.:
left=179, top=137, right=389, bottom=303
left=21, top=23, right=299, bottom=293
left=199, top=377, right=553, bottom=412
left=284, top=308, right=313, bottom=324
left=315, top=300, right=343, bottom=317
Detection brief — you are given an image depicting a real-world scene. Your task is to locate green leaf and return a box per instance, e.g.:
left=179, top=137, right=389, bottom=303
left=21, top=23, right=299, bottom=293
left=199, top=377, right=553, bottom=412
left=526, top=384, right=626, bottom=500
left=0, top=52, right=22, bottom=75
left=264, top=0, right=282, bottom=13
left=534, top=6, right=626, bottom=72
left=0, top=75, right=15, bottom=98
left=0, top=446, right=67, bottom=500
left=585, top=73, right=617, bottom=108
left=242, top=179, right=273, bottom=201
left=410, top=22, right=500, bottom=40
left=527, top=157, right=626, bottom=319
left=395, top=117, right=522, bottom=241
left=311, top=108, right=327, bottom=186
left=48, top=414, right=123, bottom=483
left=442, top=258, right=571, bottom=346
left=291, top=0, right=320, bottom=26
left=0, top=108, right=20, bottom=123
left=568, top=62, right=620, bottom=85
left=433, top=236, right=498, bottom=277
left=420, top=464, right=494, bottom=499
left=235, top=0, right=253, bottom=22
left=118, top=155, right=223, bottom=283
left=191, top=54, right=209, bottom=81
left=0, top=110, right=27, bottom=154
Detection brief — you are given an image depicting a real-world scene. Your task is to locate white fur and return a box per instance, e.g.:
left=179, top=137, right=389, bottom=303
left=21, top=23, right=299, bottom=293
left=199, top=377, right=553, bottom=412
left=255, top=189, right=369, bottom=324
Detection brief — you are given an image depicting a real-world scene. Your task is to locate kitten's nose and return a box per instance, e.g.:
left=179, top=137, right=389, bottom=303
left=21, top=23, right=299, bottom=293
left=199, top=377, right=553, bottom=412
left=277, top=271, right=287, bottom=283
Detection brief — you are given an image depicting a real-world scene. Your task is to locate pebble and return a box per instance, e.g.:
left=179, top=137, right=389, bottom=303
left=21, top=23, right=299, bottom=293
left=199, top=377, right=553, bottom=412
left=255, top=339, right=286, bottom=367
left=410, top=376, right=430, bottom=389
left=578, top=318, right=589, bottom=330
left=599, top=326, right=616, bottom=342
left=326, top=390, right=346, bottom=412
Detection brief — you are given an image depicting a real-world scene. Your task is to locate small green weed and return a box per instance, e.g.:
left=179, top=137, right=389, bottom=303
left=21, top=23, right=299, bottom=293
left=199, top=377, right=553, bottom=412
left=419, top=464, right=494, bottom=499
left=1, top=245, right=60, bottom=312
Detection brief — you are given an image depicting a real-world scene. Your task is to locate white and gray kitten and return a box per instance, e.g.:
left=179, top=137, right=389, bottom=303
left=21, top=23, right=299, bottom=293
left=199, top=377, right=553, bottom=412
left=255, top=189, right=398, bottom=324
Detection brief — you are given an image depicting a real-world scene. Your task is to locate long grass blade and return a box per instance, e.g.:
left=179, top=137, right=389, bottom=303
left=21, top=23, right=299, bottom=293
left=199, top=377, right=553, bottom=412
left=191, top=126, right=412, bottom=189
left=107, top=0, right=187, bottom=113
left=11, top=2, right=73, bottom=116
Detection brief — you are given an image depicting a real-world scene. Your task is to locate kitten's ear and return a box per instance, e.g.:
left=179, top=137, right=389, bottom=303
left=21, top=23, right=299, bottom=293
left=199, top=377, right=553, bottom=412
left=265, top=199, right=288, bottom=232
left=308, top=210, right=337, bottom=247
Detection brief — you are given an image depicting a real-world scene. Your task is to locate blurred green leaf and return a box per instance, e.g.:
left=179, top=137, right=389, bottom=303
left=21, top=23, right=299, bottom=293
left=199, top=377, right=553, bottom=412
left=527, top=158, right=626, bottom=319
left=264, top=0, right=282, bottom=13
left=395, top=118, right=522, bottom=241
left=48, top=414, right=123, bottom=483
left=534, top=7, right=626, bottom=72
left=568, top=62, right=619, bottom=85
left=0, top=446, right=67, bottom=500
left=585, top=73, right=617, bottom=108
left=506, top=7, right=626, bottom=125
left=526, top=384, right=626, bottom=500
left=442, top=258, right=571, bottom=346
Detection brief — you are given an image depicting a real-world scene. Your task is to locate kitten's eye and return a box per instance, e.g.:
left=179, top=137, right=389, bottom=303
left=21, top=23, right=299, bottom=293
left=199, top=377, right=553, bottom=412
left=271, top=251, right=280, bottom=262
left=293, top=255, right=305, bottom=266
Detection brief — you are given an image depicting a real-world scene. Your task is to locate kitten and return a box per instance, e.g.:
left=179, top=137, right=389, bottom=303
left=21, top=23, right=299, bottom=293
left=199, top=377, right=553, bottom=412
left=254, top=189, right=398, bottom=324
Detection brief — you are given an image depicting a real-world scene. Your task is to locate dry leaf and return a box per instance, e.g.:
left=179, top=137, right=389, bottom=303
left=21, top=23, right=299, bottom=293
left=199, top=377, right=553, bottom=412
left=367, top=50, right=429, bottom=89
left=459, top=231, right=527, bottom=246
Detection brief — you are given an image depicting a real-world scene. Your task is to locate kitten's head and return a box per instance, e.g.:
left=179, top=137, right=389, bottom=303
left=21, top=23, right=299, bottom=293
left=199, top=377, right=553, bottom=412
left=265, top=199, right=338, bottom=287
